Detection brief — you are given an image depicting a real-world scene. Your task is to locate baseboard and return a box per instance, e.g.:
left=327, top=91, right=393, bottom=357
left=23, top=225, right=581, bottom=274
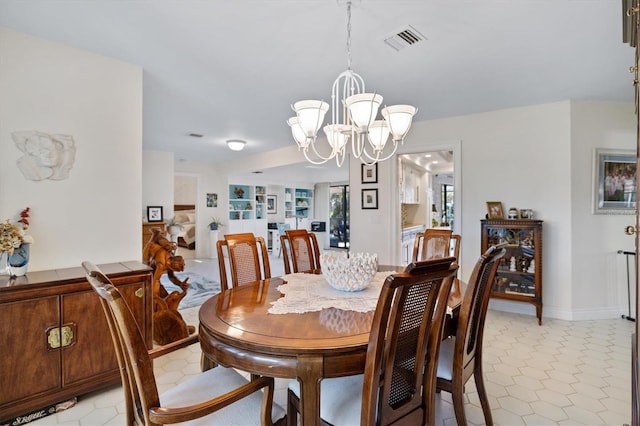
left=489, top=299, right=627, bottom=321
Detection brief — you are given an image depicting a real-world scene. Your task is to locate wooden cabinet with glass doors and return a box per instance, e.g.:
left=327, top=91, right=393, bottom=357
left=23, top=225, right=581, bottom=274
left=481, top=219, right=543, bottom=325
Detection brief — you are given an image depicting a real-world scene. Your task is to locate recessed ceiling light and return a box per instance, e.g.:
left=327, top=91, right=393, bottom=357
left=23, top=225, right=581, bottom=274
left=227, top=139, right=246, bottom=151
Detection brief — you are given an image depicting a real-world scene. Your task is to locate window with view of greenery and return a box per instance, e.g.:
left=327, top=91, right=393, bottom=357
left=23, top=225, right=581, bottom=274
left=329, top=185, right=349, bottom=249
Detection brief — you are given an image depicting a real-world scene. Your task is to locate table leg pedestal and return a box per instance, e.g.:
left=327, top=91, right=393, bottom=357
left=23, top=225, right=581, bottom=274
left=297, top=354, right=324, bottom=425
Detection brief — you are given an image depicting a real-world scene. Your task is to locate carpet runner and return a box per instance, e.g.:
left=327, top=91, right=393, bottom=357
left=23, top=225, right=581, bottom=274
left=159, top=271, right=221, bottom=310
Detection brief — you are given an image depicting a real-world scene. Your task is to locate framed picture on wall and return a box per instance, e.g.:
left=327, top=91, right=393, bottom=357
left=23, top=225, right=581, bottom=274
left=147, top=206, right=163, bottom=222
left=206, top=193, right=218, bottom=207
left=593, top=148, right=636, bottom=215
left=361, top=163, right=378, bottom=184
left=362, top=188, right=378, bottom=209
left=267, top=195, right=277, bottom=214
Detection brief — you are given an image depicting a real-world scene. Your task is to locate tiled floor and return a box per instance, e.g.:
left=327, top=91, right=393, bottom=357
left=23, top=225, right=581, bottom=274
left=30, top=251, right=634, bottom=425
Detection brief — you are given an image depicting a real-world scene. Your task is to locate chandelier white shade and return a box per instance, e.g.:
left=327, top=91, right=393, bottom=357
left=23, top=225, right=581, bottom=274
left=287, top=2, right=417, bottom=166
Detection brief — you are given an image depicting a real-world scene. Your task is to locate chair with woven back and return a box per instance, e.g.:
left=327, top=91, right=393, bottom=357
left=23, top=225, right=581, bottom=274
left=280, top=229, right=322, bottom=274
left=217, top=232, right=271, bottom=291
left=412, top=228, right=453, bottom=262
left=436, top=243, right=507, bottom=426
left=81, top=261, right=285, bottom=426
left=415, top=230, right=461, bottom=298
left=287, top=257, right=459, bottom=426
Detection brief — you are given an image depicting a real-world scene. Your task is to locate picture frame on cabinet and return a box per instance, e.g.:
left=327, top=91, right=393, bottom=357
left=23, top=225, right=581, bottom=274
left=486, top=201, right=504, bottom=219
left=361, top=163, right=378, bottom=184
left=267, top=195, right=277, bottom=214
left=362, top=188, right=378, bottom=209
left=147, top=206, right=163, bottom=222
left=593, top=148, right=636, bottom=215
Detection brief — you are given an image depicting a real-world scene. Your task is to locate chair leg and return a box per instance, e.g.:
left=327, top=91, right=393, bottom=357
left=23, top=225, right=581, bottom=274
left=286, top=388, right=299, bottom=426
left=451, top=380, right=468, bottom=426
left=474, top=367, right=494, bottom=426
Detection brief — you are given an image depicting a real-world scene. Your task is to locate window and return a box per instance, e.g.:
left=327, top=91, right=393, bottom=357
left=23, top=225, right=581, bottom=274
left=329, top=185, right=349, bottom=248
left=441, top=184, right=454, bottom=227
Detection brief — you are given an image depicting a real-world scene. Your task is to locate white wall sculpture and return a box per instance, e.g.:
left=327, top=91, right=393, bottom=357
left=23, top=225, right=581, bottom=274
left=11, top=130, right=76, bottom=181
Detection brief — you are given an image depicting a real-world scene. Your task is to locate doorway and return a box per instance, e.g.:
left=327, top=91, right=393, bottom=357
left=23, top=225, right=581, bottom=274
left=397, top=146, right=459, bottom=266
left=174, top=174, right=197, bottom=259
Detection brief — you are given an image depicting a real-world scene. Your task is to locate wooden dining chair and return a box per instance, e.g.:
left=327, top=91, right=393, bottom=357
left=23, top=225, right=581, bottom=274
left=436, top=243, right=507, bottom=426
left=81, top=261, right=285, bottom=426
left=287, top=257, right=459, bottom=426
left=280, top=229, right=322, bottom=274
left=217, top=232, right=271, bottom=291
left=450, top=233, right=461, bottom=260
left=412, top=228, right=453, bottom=262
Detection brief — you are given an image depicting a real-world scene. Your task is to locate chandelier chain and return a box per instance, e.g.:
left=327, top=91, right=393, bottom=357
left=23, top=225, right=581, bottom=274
left=346, top=1, right=352, bottom=71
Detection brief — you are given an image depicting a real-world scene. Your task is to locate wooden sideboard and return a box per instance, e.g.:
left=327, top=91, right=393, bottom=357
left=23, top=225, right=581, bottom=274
left=0, top=262, right=152, bottom=422
left=142, top=221, right=166, bottom=255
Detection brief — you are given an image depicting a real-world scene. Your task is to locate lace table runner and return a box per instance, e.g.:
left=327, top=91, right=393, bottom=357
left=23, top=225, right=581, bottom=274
left=268, top=272, right=393, bottom=314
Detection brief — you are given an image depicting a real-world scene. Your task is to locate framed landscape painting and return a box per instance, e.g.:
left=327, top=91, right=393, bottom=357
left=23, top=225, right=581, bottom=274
left=593, top=148, right=636, bottom=215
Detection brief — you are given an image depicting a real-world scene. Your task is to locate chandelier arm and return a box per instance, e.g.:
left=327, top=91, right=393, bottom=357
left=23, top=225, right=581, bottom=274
left=361, top=139, right=400, bottom=164
left=309, top=138, right=339, bottom=162
left=302, top=145, right=332, bottom=165
left=351, top=133, right=365, bottom=159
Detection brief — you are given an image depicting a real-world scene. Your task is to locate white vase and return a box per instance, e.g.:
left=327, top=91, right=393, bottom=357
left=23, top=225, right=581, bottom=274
left=8, top=244, right=30, bottom=277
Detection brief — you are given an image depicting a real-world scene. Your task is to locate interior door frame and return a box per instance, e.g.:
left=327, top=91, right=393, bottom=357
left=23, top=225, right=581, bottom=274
left=390, top=140, right=462, bottom=266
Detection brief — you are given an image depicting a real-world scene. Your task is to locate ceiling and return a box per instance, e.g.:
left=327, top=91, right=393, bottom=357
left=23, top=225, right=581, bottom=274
left=0, top=0, right=635, bottom=179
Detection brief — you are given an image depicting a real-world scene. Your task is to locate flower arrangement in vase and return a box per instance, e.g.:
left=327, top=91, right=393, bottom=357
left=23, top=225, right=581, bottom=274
left=0, top=207, right=33, bottom=276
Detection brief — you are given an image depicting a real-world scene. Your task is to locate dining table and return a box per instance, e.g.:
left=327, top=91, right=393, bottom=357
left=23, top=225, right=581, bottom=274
left=198, top=270, right=465, bottom=425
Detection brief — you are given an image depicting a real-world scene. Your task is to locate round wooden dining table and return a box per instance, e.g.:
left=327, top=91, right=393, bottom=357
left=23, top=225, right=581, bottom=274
left=198, top=276, right=375, bottom=425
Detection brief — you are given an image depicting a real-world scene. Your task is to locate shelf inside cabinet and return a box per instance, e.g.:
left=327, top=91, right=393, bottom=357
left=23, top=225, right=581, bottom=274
left=481, top=219, right=543, bottom=325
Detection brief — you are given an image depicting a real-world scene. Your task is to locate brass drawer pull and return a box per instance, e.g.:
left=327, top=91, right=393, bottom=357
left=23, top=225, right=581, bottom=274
left=46, top=324, right=75, bottom=350
left=60, top=324, right=74, bottom=347
left=47, top=327, right=60, bottom=350
left=135, top=287, right=144, bottom=298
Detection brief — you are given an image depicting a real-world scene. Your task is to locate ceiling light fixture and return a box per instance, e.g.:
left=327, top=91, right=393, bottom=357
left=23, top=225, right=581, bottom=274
left=227, top=139, right=246, bottom=151
left=287, top=1, right=417, bottom=167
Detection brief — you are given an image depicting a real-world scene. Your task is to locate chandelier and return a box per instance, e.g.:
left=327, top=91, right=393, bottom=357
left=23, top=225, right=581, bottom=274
left=287, top=1, right=417, bottom=167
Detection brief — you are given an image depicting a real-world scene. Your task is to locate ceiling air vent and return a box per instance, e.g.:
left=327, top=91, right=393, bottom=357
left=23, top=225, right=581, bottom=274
left=383, top=25, right=426, bottom=51
left=188, top=133, right=203, bottom=138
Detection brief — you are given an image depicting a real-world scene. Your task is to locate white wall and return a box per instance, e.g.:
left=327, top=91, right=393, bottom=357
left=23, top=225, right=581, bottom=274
left=570, top=101, right=636, bottom=319
left=0, top=28, right=143, bottom=270
left=174, top=175, right=197, bottom=205
left=142, top=150, right=174, bottom=222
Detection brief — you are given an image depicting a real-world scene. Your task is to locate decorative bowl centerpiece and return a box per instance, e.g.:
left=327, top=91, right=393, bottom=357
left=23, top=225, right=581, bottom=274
left=320, top=252, right=378, bottom=292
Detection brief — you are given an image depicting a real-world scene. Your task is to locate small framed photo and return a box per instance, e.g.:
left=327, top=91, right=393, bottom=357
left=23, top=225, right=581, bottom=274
left=486, top=201, right=504, bottom=219
left=147, top=206, right=163, bottom=222
left=207, top=193, right=218, bottom=208
left=267, top=195, right=277, bottom=214
left=361, top=163, right=378, bottom=184
left=593, top=148, right=636, bottom=215
left=362, top=188, right=378, bottom=209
